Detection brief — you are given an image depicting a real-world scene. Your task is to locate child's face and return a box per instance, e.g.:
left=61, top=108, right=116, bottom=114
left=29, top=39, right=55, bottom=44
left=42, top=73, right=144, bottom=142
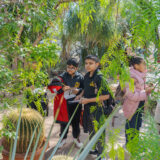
left=85, top=59, right=99, bottom=72
left=134, top=60, right=146, bottom=73
left=66, top=65, right=77, bottom=75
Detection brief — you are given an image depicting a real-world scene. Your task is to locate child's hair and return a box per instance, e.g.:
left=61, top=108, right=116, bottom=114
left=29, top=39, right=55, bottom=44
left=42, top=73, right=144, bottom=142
left=129, top=56, right=144, bottom=66
left=67, top=58, right=79, bottom=67
left=85, top=55, right=100, bottom=63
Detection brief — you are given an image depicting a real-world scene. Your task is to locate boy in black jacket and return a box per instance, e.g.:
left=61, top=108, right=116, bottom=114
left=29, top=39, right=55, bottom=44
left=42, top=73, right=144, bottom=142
left=78, top=55, right=109, bottom=160
left=58, top=58, right=84, bottom=148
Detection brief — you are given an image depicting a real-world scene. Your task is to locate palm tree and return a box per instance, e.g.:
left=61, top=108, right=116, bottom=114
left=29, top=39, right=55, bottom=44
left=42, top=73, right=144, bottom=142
left=60, top=0, right=117, bottom=61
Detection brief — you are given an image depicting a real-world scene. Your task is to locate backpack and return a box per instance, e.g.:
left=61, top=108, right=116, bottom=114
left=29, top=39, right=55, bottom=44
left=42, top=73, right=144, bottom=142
left=115, top=84, right=125, bottom=104
left=103, top=93, right=116, bottom=116
left=93, top=70, right=116, bottom=116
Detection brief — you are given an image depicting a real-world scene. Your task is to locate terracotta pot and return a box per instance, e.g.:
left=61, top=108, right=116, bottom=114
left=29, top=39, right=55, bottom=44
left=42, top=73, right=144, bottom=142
left=2, top=138, right=49, bottom=160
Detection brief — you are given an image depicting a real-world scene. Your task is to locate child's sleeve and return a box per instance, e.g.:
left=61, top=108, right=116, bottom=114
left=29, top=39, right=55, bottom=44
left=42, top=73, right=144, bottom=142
left=59, top=72, right=66, bottom=84
left=124, top=83, right=147, bottom=101
left=48, top=85, right=63, bottom=94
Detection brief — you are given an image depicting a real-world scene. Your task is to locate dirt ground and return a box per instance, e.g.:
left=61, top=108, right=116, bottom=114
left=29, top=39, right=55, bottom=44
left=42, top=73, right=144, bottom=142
left=44, top=92, right=127, bottom=160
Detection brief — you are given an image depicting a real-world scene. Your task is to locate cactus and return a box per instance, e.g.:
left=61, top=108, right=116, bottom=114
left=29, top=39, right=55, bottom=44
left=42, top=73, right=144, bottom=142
left=2, top=108, right=44, bottom=153
left=51, top=155, right=73, bottom=160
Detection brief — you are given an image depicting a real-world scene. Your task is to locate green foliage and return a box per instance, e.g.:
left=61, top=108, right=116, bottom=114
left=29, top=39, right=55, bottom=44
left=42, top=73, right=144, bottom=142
left=0, top=0, right=160, bottom=160
left=0, top=41, right=59, bottom=108
left=0, top=0, right=60, bottom=110
left=0, top=146, right=3, bottom=154
left=24, top=87, right=48, bottom=116
left=100, top=39, right=134, bottom=91
left=21, top=66, right=49, bottom=88
left=0, top=116, right=16, bottom=140
left=90, top=106, right=97, bottom=113
left=0, top=0, right=58, bottom=45
left=145, top=97, right=157, bottom=115
left=127, top=113, right=160, bottom=160
left=60, top=0, right=116, bottom=60
left=121, top=0, right=160, bottom=51
left=29, top=42, right=59, bottom=67
left=145, top=60, right=160, bottom=113
left=0, top=55, right=13, bottom=90
left=2, top=108, right=44, bottom=153
left=98, top=128, right=125, bottom=160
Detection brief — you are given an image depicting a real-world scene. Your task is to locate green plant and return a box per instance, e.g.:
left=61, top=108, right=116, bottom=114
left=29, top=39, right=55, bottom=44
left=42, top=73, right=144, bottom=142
left=75, top=105, right=121, bottom=160
left=0, top=118, right=16, bottom=157
left=0, top=122, right=16, bottom=141
left=127, top=112, right=160, bottom=160
left=2, top=108, right=44, bottom=153
left=0, top=55, right=13, bottom=90
left=0, top=0, right=159, bottom=160
left=145, top=97, right=157, bottom=116
left=24, top=87, right=48, bottom=116
left=59, top=0, right=116, bottom=60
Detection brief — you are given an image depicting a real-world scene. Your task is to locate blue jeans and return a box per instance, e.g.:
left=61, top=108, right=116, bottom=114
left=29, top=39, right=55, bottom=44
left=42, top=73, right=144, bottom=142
left=125, top=101, right=145, bottom=144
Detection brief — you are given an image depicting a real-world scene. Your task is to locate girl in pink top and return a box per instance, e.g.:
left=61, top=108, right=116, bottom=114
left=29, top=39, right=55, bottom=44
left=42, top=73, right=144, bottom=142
left=123, top=57, right=153, bottom=144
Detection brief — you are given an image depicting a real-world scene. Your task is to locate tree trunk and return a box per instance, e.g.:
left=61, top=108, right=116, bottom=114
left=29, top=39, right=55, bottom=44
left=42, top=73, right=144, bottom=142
left=12, top=57, right=18, bottom=70
left=33, top=33, right=43, bottom=46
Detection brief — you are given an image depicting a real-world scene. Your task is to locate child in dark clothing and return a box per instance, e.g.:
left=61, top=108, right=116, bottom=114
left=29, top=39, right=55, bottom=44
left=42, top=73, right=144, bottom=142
left=58, top=58, right=84, bottom=148
left=78, top=55, right=109, bottom=160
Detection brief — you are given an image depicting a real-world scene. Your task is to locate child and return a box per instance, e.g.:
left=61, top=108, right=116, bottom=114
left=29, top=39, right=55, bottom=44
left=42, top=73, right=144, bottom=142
left=58, top=58, right=84, bottom=148
left=48, top=76, right=69, bottom=124
left=122, top=57, right=153, bottom=145
left=79, top=55, right=110, bottom=160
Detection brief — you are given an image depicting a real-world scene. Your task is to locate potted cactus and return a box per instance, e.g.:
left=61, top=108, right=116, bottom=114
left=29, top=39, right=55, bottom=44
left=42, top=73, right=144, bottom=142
left=1, top=108, right=47, bottom=160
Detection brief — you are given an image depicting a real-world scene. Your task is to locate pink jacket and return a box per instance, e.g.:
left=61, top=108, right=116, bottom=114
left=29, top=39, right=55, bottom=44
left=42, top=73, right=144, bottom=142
left=122, top=67, right=147, bottom=120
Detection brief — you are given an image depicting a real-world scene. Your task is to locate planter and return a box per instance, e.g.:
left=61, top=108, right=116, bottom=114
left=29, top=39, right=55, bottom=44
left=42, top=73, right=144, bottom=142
left=2, top=138, right=49, bottom=160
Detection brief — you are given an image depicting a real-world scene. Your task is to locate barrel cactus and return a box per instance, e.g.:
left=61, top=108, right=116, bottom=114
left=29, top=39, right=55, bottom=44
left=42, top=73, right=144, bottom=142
left=51, top=155, right=73, bottom=160
left=2, top=108, right=44, bottom=153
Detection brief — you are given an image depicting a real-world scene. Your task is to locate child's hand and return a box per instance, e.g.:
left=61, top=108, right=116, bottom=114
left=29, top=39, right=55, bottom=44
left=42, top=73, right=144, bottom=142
left=148, top=83, right=154, bottom=87
left=63, top=86, right=70, bottom=91
left=72, top=88, right=79, bottom=94
left=74, top=95, right=82, bottom=100
left=80, top=98, right=90, bottom=105
left=146, top=87, right=154, bottom=94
